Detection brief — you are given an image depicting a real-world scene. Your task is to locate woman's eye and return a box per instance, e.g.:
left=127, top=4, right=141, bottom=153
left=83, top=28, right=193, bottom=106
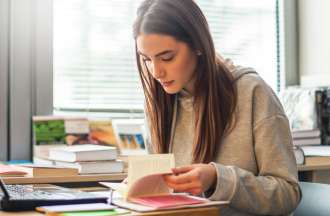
left=161, top=56, right=174, bottom=61
left=143, top=58, right=151, bottom=62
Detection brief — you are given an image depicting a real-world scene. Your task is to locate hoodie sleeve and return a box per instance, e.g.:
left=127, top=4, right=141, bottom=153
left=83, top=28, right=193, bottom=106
left=206, top=115, right=301, bottom=215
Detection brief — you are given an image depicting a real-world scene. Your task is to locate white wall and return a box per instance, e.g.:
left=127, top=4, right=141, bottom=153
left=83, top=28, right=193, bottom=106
left=299, top=0, right=330, bottom=86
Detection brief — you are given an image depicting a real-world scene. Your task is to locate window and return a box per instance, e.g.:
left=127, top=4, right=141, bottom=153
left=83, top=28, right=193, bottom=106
left=53, top=0, right=280, bottom=116
left=197, top=0, right=279, bottom=90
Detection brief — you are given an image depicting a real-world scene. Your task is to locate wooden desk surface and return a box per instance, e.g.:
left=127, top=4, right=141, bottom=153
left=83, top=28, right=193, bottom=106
left=298, top=163, right=330, bottom=171
left=0, top=206, right=220, bottom=216
left=298, top=156, right=330, bottom=171
left=2, top=173, right=127, bottom=184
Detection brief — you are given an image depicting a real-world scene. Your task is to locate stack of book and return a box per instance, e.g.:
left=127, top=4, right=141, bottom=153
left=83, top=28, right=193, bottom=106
left=292, top=129, right=322, bottom=146
left=48, top=144, right=124, bottom=174
left=291, top=129, right=322, bottom=165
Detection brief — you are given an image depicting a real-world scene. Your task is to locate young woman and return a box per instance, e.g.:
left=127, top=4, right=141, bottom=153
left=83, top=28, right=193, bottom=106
left=133, top=0, right=301, bottom=215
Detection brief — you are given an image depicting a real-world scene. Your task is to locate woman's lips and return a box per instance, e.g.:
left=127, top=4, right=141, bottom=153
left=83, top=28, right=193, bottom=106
left=160, top=80, right=174, bottom=87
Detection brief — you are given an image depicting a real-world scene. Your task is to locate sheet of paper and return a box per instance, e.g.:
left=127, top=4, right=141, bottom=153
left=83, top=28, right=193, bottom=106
left=127, top=173, right=171, bottom=198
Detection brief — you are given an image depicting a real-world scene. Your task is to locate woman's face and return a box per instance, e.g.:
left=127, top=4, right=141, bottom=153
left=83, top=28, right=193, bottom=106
left=136, top=33, right=198, bottom=94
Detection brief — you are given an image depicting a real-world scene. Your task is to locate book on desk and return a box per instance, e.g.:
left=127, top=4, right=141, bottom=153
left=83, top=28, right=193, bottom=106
left=100, top=154, right=228, bottom=212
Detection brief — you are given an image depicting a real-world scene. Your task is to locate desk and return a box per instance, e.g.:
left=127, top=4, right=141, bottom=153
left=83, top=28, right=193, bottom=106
left=0, top=206, right=220, bottom=216
left=298, top=157, right=330, bottom=184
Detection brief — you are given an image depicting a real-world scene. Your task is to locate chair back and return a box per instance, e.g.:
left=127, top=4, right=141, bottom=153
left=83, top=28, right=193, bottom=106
left=294, top=181, right=330, bottom=216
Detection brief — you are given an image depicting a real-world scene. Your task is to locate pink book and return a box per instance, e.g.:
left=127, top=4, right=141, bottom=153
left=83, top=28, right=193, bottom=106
left=130, top=194, right=206, bottom=209
left=0, top=164, right=28, bottom=177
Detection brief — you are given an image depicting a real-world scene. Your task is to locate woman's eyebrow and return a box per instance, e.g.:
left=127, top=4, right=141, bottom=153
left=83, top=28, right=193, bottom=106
left=138, top=50, right=174, bottom=58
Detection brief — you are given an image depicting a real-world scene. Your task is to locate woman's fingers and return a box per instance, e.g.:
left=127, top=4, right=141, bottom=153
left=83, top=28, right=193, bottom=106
left=166, top=180, right=202, bottom=192
left=164, top=169, right=196, bottom=184
left=171, top=166, right=194, bottom=175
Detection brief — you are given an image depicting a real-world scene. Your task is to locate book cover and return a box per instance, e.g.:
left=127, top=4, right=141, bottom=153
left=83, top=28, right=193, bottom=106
left=279, top=87, right=318, bottom=131
left=112, top=119, right=146, bottom=151
left=32, top=116, right=90, bottom=160
left=89, top=119, right=118, bottom=146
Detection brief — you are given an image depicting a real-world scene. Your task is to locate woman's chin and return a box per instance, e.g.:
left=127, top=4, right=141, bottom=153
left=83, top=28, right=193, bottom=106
left=162, top=86, right=181, bottom=94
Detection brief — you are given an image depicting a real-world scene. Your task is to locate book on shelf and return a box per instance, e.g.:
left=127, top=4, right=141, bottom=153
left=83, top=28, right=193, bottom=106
left=0, top=164, right=28, bottom=177
left=112, top=119, right=146, bottom=151
left=292, top=129, right=321, bottom=139
left=49, top=144, right=118, bottom=162
left=279, top=87, right=319, bottom=131
left=33, top=116, right=90, bottom=145
left=13, top=164, right=79, bottom=177
left=100, top=154, right=228, bottom=212
left=54, top=160, right=124, bottom=174
left=292, top=137, right=321, bottom=146
left=89, top=119, right=118, bottom=147
left=32, top=116, right=90, bottom=160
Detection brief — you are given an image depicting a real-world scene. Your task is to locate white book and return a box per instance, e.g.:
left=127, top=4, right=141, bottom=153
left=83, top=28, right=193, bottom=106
left=292, top=137, right=321, bottom=146
left=49, top=144, right=118, bottom=162
left=301, top=145, right=330, bottom=157
left=292, top=129, right=321, bottom=139
left=55, top=160, right=124, bottom=174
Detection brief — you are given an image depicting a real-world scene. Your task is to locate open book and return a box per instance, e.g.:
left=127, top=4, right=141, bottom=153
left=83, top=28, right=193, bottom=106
left=100, top=154, right=228, bottom=212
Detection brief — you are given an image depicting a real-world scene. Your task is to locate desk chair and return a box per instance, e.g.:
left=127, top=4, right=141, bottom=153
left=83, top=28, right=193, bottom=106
left=294, top=181, right=330, bottom=216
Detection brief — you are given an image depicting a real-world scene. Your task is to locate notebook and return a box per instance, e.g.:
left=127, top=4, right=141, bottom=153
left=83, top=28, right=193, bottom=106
left=0, top=178, right=108, bottom=211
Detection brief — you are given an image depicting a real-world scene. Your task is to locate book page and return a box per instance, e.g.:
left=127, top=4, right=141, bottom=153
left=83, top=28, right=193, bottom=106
left=128, top=173, right=170, bottom=198
left=100, top=154, right=175, bottom=200
left=128, top=154, right=175, bottom=186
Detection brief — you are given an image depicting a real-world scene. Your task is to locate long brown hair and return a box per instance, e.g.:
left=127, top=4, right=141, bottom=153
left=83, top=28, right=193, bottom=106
left=133, top=0, right=237, bottom=163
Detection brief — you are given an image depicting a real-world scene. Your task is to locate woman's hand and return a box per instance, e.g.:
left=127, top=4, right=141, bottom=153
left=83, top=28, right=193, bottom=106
left=163, top=163, right=217, bottom=195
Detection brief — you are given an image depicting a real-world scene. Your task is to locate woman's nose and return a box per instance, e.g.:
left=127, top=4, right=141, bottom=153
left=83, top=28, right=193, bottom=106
left=150, top=62, right=164, bottom=79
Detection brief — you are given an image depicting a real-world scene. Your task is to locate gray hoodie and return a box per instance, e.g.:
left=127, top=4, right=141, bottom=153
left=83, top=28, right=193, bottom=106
left=145, top=63, right=301, bottom=215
